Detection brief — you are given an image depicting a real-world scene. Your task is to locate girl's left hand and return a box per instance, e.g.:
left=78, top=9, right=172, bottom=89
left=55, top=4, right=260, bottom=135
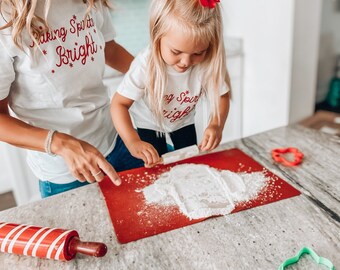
left=199, top=124, right=222, bottom=151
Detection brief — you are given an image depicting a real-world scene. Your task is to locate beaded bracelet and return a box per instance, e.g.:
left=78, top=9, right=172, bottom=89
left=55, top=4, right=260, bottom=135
left=45, top=129, right=57, bottom=157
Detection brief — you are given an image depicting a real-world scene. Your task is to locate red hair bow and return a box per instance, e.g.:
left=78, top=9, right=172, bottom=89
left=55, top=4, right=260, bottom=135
left=200, top=0, right=220, bottom=8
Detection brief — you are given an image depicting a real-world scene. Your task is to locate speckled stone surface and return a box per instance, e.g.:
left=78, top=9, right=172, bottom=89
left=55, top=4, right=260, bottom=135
left=0, top=125, right=339, bottom=270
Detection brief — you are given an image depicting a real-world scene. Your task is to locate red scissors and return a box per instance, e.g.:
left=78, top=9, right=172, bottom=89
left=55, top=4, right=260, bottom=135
left=271, top=147, right=304, bottom=167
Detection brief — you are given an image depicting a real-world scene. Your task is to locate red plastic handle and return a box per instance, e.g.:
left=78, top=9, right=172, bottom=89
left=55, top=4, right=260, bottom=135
left=67, top=237, right=107, bottom=258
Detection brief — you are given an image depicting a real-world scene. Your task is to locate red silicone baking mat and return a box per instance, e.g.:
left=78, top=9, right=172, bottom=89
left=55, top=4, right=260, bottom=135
left=99, top=148, right=301, bottom=244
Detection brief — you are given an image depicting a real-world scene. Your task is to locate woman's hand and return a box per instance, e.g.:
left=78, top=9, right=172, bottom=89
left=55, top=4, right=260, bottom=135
left=199, top=124, right=223, bottom=151
left=51, top=132, right=121, bottom=186
left=127, top=140, right=161, bottom=168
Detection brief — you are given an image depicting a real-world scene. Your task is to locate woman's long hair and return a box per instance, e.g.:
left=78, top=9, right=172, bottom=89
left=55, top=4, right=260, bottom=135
left=147, top=0, right=231, bottom=128
left=0, top=0, right=111, bottom=49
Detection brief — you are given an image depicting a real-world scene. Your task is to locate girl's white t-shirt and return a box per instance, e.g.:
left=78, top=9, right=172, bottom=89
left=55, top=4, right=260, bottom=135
left=117, top=47, right=229, bottom=133
left=0, top=1, right=117, bottom=183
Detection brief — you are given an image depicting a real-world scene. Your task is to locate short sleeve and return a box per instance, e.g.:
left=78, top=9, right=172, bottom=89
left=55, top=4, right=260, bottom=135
left=220, top=79, right=230, bottom=96
left=0, top=41, right=15, bottom=100
left=117, top=49, right=148, bottom=101
left=100, top=5, right=116, bottom=42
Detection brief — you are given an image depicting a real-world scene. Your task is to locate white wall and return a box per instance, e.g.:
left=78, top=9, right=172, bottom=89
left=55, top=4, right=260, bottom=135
left=316, top=0, right=340, bottom=102
left=222, top=0, right=322, bottom=136
left=0, top=143, right=39, bottom=205
left=222, top=0, right=295, bottom=136
left=289, top=0, right=322, bottom=123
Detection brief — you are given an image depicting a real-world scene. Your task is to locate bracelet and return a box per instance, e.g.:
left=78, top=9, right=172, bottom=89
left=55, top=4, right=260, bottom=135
left=45, top=129, right=57, bottom=157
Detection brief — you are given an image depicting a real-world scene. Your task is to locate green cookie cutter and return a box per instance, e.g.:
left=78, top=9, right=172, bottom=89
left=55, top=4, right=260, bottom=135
left=278, top=247, right=335, bottom=270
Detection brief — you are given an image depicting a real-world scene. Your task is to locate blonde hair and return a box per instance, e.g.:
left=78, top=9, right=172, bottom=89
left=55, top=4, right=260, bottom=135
left=0, top=0, right=111, bottom=50
left=147, top=0, right=231, bottom=128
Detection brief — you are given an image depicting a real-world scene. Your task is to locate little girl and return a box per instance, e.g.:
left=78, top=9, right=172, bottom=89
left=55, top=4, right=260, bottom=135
left=111, top=0, right=231, bottom=167
left=0, top=0, right=141, bottom=198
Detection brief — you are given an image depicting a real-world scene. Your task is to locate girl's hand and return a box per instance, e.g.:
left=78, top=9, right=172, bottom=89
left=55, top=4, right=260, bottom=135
left=199, top=124, right=223, bottom=151
left=51, top=132, right=121, bottom=186
left=127, top=140, right=161, bottom=168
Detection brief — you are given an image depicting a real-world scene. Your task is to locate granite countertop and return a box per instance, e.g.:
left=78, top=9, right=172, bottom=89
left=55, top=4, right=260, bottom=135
left=0, top=125, right=339, bottom=270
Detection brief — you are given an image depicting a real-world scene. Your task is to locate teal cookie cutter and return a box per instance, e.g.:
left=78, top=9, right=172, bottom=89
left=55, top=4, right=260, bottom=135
left=278, top=247, right=335, bottom=270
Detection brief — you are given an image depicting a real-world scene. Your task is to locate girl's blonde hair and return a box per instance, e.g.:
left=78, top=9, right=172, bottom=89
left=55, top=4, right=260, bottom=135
left=147, top=0, right=231, bottom=128
left=0, top=0, right=111, bottom=50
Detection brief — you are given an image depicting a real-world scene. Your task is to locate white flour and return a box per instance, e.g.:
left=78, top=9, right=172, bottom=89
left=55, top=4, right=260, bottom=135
left=142, top=164, right=268, bottom=220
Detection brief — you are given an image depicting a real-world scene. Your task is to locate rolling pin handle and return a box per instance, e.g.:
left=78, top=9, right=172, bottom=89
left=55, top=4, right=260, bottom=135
left=68, top=237, right=108, bottom=258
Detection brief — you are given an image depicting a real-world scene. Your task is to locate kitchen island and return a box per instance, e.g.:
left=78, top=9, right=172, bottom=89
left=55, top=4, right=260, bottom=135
left=0, top=124, right=339, bottom=270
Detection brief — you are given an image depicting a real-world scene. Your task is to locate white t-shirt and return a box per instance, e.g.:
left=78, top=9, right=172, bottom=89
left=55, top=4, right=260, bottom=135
left=117, top=47, right=229, bottom=133
left=0, top=1, right=117, bottom=183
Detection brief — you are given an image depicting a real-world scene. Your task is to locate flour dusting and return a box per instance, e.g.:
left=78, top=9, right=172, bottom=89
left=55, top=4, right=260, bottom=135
left=142, top=164, right=268, bottom=220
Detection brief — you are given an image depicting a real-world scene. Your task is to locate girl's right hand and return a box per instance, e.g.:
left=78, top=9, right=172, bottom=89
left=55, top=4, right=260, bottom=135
left=127, top=140, right=161, bottom=168
left=51, top=132, right=121, bottom=186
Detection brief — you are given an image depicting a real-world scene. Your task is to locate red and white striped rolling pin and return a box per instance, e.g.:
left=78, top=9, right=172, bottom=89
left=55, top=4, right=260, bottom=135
left=0, top=222, right=107, bottom=261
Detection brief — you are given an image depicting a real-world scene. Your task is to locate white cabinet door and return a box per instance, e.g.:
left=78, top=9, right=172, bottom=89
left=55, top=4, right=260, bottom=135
left=0, top=143, right=12, bottom=194
left=0, top=143, right=39, bottom=205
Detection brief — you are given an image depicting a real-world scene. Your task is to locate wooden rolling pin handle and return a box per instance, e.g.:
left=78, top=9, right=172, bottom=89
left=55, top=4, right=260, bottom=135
left=68, top=237, right=107, bottom=257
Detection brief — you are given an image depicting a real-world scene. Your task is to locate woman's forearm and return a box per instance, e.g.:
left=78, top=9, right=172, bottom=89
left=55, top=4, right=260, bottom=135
left=105, top=40, right=134, bottom=73
left=0, top=113, right=48, bottom=151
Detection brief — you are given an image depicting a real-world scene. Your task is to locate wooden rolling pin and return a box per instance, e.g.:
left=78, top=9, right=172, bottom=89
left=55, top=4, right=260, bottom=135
left=0, top=222, right=107, bottom=261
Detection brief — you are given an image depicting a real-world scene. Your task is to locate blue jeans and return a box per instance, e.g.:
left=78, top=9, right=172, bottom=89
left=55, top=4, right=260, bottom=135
left=39, top=179, right=89, bottom=198
left=137, top=124, right=196, bottom=156
left=39, top=136, right=144, bottom=198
